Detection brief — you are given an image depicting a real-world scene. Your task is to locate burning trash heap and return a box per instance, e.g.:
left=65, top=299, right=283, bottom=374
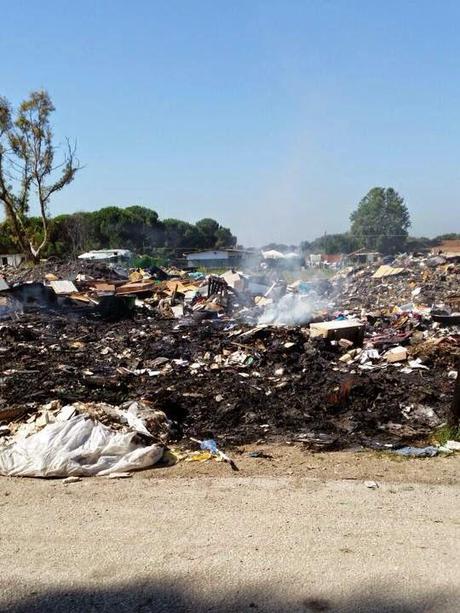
left=0, top=253, right=459, bottom=477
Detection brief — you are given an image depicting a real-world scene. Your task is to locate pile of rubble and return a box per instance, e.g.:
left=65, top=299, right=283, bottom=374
left=1, top=255, right=459, bottom=476
left=330, top=255, right=460, bottom=314
left=0, top=259, right=334, bottom=324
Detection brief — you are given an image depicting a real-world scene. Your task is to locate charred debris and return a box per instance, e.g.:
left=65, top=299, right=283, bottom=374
left=0, top=254, right=459, bottom=456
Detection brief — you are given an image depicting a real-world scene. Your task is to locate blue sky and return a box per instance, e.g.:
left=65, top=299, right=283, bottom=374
left=1, top=0, right=459, bottom=246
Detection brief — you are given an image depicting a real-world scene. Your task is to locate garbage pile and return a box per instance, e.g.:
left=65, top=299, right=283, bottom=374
left=330, top=255, right=460, bottom=314
left=0, top=259, right=332, bottom=329
left=0, top=255, right=459, bottom=477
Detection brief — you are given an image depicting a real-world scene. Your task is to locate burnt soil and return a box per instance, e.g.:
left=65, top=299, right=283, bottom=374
left=0, top=311, right=457, bottom=449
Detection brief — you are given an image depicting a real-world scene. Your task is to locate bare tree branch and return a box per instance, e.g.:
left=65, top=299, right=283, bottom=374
left=0, top=90, right=81, bottom=261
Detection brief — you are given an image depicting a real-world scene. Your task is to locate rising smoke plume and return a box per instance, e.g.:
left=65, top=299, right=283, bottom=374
left=258, top=293, right=315, bottom=326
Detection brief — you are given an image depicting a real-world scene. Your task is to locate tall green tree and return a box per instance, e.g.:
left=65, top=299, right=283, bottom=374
left=0, top=90, right=80, bottom=261
left=93, top=206, right=164, bottom=251
left=0, top=219, right=17, bottom=253
left=163, top=218, right=202, bottom=249
left=195, top=218, right=236, bottom=249
left=215, top=225, right=237, bottom=248
left=50, top=212, right=96, bottom=258
left=350, top=187, right=411, bottom=254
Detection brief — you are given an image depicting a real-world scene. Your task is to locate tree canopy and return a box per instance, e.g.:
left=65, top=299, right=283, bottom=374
left=301, top=233, right=358, bottom=255
left=300, top=188, right=416, bottom=255
left=350, top=187, right=411, bottom=254
left=0, top=205, right=237, bottom=259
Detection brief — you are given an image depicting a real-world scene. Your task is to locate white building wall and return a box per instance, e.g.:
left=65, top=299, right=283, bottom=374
left=0, top=254, right=24, bottom=267
left=185, top=251, right=230, bottom=262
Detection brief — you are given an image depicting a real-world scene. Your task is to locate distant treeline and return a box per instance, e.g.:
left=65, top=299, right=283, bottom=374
left=1, top=204, right=458, bottom=262
left=300, top=232, right=460, bottom=255
left=0, top=206, right=237, bottom=258
left=263, top=232, right=460, bottom=256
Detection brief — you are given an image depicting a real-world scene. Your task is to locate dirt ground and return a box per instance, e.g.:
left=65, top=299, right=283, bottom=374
left=1, top=452, right=459, bottom=613
left=152, top=444, right=460, bottom=485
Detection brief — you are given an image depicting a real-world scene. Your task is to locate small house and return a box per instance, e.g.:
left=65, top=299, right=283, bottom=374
left=0, top=253, right=25, bottom=267
left=185, top=249, right=256, bottom=270
left=346, top=250, right=382, bottom=266
left=305, top=253, right=343, bottom=268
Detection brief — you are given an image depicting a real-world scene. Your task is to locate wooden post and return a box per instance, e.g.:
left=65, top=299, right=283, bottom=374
left=448, top=360, right=460, bottom=428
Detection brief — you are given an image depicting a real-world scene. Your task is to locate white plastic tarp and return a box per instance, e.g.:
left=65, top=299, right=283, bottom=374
left=0, top=414, right=163, bottom=478
left=262, top=249, right=285, bottom=260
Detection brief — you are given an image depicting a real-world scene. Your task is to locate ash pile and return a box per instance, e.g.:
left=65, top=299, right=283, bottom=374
left=0, top=255, right=459, bottom=473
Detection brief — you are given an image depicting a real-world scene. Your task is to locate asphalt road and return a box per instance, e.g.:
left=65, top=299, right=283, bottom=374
left=0, top=475, right=459, bottom=612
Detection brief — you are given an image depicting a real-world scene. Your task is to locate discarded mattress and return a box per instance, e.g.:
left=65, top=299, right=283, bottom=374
left=0, top=414, right=163, bottom=478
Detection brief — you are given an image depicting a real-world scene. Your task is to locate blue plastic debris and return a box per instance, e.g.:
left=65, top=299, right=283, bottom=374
left=297, top=281, right=312, bottom=294
left=191, top=437, right=238, bottom=471
left=188, top=271, right=205, bottom=280
left=392, top=446, right=439, bottom=458
left=200, top=439, right=218, bottom=454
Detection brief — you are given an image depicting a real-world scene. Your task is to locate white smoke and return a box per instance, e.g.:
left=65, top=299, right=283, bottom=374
left=258, top=293, right=314, bottom=326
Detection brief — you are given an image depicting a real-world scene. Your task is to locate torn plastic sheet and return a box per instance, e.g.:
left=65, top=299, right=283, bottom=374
left=0, top=414, right=163, bottom=478
left=392, top=446, right=439, bottom=458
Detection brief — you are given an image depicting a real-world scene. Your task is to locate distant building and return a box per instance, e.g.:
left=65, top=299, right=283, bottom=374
left=307, top=254, right=322, bottom=267
left=78, top=249, right=133, bottom=263
left=321, top=254, right=343, bottom=266
left=346, top=250, right=382, bottom=266
left=0, top=253, right=25, bottom=267
left=305, top=253, right=343, bottom=268
left=185, top=249, right=258, bottom=270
